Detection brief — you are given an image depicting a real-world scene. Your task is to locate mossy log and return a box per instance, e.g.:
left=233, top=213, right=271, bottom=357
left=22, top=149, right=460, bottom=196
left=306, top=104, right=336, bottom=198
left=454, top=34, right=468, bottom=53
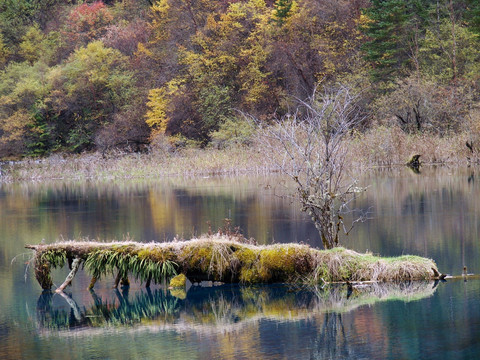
left=26, top=235, right=444, bottom=291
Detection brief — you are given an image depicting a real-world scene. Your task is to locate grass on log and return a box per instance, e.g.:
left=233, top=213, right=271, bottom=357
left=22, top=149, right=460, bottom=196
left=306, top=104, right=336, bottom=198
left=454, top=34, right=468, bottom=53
left=26, top=235, right=441, bottom=290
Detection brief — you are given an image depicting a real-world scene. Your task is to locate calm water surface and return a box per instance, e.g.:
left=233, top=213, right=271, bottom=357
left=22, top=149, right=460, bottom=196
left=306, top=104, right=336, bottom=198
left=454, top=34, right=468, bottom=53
left=1, top=167, right=480, bottom=359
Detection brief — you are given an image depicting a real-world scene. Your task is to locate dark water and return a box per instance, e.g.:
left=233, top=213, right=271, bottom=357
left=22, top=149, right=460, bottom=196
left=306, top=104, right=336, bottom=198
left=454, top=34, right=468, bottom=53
left=1, top=167, right=480, bottom=359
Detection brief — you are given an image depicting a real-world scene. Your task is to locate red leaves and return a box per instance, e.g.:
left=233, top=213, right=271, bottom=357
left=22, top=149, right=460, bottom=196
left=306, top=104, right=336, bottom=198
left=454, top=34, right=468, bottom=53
left=64, top=1, right=113, bottom=45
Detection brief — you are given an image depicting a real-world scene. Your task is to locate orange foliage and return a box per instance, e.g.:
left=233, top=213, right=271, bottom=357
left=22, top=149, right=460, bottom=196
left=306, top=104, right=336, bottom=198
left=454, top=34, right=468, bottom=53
left=64, top=1, right=113, bottom=45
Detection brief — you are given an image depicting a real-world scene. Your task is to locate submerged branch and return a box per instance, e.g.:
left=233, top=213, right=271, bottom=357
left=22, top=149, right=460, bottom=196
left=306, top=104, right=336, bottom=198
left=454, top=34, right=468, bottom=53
left=55, top=257, right=81, bottom=293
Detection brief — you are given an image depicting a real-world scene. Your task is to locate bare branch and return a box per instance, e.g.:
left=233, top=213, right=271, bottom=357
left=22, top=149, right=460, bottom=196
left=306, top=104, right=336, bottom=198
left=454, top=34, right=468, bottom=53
left=253, top=84, right=367, bottom=249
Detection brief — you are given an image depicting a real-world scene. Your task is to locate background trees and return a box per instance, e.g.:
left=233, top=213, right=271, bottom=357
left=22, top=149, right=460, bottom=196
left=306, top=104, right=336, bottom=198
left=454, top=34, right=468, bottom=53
left=0, top=0, right=480, bottom=158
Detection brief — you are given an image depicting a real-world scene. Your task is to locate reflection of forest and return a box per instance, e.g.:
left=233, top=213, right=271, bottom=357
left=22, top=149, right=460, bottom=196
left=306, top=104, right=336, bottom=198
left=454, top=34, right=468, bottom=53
left=2, top=169, right=480, bottom=359
left=0, top=175, right=318, bottom=260
left=350, top=167, right=480, bottom=275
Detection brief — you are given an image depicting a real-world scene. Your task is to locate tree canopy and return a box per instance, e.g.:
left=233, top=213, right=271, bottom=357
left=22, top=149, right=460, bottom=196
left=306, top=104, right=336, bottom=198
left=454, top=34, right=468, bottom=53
left=0, top=0, right=480, bottom=158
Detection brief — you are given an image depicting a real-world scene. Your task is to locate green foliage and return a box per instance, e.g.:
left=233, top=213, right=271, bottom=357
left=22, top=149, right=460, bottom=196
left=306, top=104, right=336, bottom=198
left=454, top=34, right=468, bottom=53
left=84, top=248, right=178, bottom=285
left=198, top=84, right=232, bottom=133
left=361, top=0, right=432, bottom=81
left=0, top=0, right=60, bottom=44
left=465, top=0, right=480, bottom=34
left=40, top=249, right=67, bottom=269
left=19, top=26, right=63, bottom=66
left=273, top=0, right=293, bottom=25
left=0, top=32, right=9, bottom=68
left=210, top=117, right=255, bottom=149
left=26, top=107, right=60, bottom=157
left=3, top=0, right=480, bottom=157
left=420, top=20, right=480, bottom=83
left=19, top=24, right=44, bottom=64
left=56, top=41, right=136, bottom=152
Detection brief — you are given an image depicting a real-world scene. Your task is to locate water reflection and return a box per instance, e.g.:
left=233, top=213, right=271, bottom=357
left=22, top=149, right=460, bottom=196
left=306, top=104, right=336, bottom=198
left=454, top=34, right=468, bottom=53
left=35, top=281, right=437, bottom=336
left=2, top=169, right=480, bottom=359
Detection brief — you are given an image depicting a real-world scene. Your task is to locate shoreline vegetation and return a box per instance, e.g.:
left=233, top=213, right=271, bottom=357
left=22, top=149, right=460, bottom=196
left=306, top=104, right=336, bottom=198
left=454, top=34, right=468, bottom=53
left=1, top=0, right=480, bottom=189
left=26, top=234, right=443, bottom=291
left=0, top=127, right=474, bottom=183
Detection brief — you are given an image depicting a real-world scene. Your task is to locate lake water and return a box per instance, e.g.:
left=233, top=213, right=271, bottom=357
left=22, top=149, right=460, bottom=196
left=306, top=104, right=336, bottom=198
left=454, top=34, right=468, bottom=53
left=1, top=167, right=479, bottom=359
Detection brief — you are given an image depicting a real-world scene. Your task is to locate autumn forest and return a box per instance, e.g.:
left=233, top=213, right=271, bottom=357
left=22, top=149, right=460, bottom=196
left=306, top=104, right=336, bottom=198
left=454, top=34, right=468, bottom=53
left=1, top=0, right=480, bottom=160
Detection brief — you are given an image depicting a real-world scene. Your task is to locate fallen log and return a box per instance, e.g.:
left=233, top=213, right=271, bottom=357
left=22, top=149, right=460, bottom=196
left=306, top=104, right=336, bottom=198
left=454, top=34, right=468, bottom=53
left=26, top=235, right=445, bottom=292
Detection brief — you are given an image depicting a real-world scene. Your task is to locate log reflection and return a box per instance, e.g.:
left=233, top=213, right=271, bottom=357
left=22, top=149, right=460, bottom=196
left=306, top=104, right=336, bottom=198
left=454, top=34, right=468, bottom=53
left=34, top=281, right=438, bottom=337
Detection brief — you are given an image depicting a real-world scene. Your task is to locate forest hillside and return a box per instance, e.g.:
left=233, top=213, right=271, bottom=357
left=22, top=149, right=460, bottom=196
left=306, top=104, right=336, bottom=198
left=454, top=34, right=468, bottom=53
left=1, top=0, right=480, bottom=160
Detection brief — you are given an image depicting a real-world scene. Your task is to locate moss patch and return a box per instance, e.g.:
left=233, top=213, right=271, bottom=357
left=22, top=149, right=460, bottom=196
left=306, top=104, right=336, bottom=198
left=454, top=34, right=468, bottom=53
left=169, top=274, right=187, bottom=288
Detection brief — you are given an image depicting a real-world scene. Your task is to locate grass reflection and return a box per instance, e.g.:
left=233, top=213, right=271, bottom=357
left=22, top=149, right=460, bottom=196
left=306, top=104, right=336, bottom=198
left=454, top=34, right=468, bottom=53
left=34, top=281, right=439, bottom=336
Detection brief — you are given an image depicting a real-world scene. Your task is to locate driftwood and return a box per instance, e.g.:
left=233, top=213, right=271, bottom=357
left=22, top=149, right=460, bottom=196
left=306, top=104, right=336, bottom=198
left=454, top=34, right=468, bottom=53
left=431, top=267, right=447, bottom=280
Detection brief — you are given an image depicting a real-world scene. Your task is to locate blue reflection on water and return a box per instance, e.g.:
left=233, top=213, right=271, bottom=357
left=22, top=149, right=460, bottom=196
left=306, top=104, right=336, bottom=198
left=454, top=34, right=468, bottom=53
left=0, top=280, right=473, bottom=360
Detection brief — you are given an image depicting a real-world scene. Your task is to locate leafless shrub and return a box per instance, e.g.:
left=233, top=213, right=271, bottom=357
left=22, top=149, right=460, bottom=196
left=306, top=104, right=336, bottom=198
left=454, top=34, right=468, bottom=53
left=253, top=84, right=368, bottom=249
left=101, top=20, right=150, bottom=56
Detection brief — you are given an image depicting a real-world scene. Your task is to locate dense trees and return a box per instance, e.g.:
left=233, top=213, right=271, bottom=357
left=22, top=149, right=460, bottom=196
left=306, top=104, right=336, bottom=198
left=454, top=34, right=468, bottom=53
left=0, top=0, right=480, bottom=158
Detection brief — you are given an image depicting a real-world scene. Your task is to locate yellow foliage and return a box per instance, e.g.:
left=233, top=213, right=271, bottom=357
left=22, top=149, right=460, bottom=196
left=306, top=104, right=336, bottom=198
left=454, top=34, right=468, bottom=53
left=145, top=88, right=168, bottom=132
left=170, top=288, right=187, bottom=299
left=239, top=42, right=270, bottom=106
left=0, top=110, right=32, bottom=142
left=145, top=80, right=182, bottom=132
left=169, top=273, right=187, bottom=288
left=135, top=42, right=153, bottom=58
left=150, top=0, right=171, bottom=43
left=358, top=13, right=374, bottom=27
left=19, top=25, right=45, bottom=64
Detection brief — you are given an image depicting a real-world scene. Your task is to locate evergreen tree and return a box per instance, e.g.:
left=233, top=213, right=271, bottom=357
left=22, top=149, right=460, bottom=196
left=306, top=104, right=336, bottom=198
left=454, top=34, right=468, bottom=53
left=465, top=0, right=480, bottom=34
left=361, top=0, right=432, bottom=81
left=273, top=0, right=293, bottom=25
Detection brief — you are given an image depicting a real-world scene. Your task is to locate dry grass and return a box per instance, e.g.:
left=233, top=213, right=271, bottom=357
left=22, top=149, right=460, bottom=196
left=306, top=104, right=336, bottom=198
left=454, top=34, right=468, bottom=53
left=0, top=126, right=473, bottom=183
left=314, top=247, right=436, bottom=283
left=1, top=145, right=276, bottom=182
left=26, top=235, right=441, bottom=290
left=348, top=126, right=470, bottom=168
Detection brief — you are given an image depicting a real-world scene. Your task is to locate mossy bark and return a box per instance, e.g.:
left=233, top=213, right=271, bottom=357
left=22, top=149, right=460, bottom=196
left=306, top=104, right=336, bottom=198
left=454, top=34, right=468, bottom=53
left=26, top=237, right=445, bottom=291
left=34, top=260, right=53, bottom=290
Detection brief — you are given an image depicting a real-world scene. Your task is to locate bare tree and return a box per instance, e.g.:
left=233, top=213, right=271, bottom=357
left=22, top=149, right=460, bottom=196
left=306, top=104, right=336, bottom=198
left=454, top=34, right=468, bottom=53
left=254, top=84, right=367, bottom=249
